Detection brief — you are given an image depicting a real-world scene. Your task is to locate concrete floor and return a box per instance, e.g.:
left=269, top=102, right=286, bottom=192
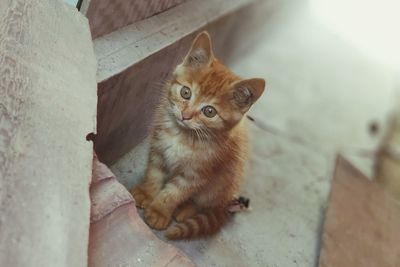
left=111, top=2, right=400, bottom=266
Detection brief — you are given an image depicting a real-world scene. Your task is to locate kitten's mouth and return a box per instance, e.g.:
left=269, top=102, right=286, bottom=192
left=168, top=108, right=192, bottom=129
left=176, top=118, right=189, bottom=128
left=175, top=117, right=195, bottom=130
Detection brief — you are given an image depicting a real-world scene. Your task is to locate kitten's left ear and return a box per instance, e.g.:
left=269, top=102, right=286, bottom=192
left=231, top=78, right=265, bottom=113
left=183, top=31, right=214, bottom=69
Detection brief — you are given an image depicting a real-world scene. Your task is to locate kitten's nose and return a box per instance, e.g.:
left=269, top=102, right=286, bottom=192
left=181, top=111, right=193, bottom=121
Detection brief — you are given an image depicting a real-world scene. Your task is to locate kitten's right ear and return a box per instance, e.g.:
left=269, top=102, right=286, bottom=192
left=183, top=31, right=214, bottom=69
left=231, top=78, right=266, bottom=113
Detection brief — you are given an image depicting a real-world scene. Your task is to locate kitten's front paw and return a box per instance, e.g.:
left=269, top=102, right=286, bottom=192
left=144, top=205, right=172, bottom=230
left=130, top=186, right=153, bottom=209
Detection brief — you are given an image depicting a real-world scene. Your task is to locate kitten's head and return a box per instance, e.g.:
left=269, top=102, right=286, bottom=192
left=167, top=31, right=265, bottom=132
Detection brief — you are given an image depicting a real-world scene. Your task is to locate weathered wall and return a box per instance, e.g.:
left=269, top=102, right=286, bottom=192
left=0, top=1, right=97, bottom=266
left=86, top=0, right=186, bottom=39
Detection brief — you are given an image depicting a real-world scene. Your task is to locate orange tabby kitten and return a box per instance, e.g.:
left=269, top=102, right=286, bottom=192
left=131, top=31, right=265, bottom=240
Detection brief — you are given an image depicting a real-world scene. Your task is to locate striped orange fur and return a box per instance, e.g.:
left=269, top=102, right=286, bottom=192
left=166, top=207, right=231, bottom=240
left=131, top=31, right=265, bottom=240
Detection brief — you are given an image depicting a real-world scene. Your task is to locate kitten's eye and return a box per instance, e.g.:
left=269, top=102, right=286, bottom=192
left=202, top=105, right=217, bottom=118
left=180, top=86, right=191, bottom=100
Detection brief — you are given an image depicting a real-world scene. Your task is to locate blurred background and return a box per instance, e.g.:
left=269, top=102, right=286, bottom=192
left=311, top=0, right=400, bottom=70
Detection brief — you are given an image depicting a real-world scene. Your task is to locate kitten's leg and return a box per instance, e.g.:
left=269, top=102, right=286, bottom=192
left=174, top=201, right=198, bottom=222
left=130, top=151, right=164, bottom=209
left=144, top=176, right=204, bottom=230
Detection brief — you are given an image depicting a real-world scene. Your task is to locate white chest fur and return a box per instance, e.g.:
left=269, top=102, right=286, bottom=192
left=155, top=132, right=192, bottom=170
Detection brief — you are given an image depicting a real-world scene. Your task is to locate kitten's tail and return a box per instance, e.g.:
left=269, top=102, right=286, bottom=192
left=165, top=208, right=231, bottom=240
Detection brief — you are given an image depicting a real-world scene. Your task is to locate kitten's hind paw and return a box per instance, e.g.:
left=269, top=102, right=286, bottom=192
left=130, top=186, right=153, bottom=209
left=144, top=205, right=172, bottom=230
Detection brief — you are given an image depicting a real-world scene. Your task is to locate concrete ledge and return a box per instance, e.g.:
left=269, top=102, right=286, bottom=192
left=319, top=156, right=400, bottom=267
left=94, top=0, right=253, bottom=82
left=89, top=156, right=194, bottom=267
left=0, top=1, right=97, bottom=266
